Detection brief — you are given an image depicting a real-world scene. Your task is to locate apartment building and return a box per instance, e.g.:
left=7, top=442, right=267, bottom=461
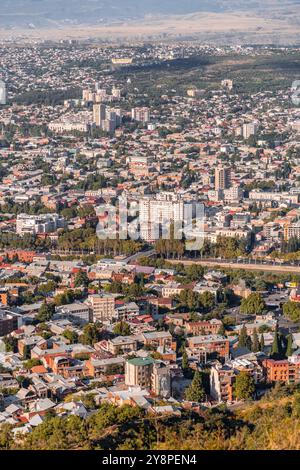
left=215, top=166, right=231, bottom=191
left=93, top=103, right=106, bottom=127
left=210, top=357, right=264, bottom=402
left=16, top=213, right=65, bottom=236
left=185, top=319, right=223, bottom=336
left=85, top=357, right=125, bottom=378
left=107, top=336, right=138, bottom=355
left=243, top=122, right=259, bottom=139
left=284, top=221, right=300, bottom=241
left=151, top=362, right=171, bottom=398
left=141, top=330, right=176, bottom=351
left=262, top=357, right=300, bottom=384
left=125, top=356, right=154, bottom=388
left=187, top=335, right=230, bottom=363
left=139, top=192, right=185, bottom=242
left=128, top=155, right=153, bottom=177
left=210, top=363, right=235, bottom=402
left=56, top=302, right=92, bottom=325
left=161, top=282, right=184, bottom=298
left=0, top=310, right=23, bottom=336
left=87, top=294, right=116, bottom=323
left=131, top=107, right=150, bottom=123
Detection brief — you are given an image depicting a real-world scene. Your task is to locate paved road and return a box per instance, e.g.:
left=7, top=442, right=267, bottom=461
left=124, top=249, right=156, bottom=264
left=50, top=248, right=156, bottom=263
left=166, top=258, right=300, bottom=274
left=50, top=249, right=300, bottom=274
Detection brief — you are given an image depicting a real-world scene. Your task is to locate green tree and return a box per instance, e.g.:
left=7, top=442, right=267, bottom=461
left=240, top=293, right=266, bottom=315
left=184, top=265, right=204, bottom=281
left=260, top=334, right=265, bottom=352
left=246, top=335, right=253, bottom=351
left=233, top=371, right=255, bottom=401
left=283, top=301, right=300, bottom=322
left=238, top=324, right=248, bottom=348
left=252, top=328, right=260, bottom=353
left=184, top=370, right=205, bottom=403
left=182, top=349, right=189, bottom=371
left=200, top=291, right=215, bottom=311
left=293, top=393, right=300, bottom=418
left=3, top=336, right=17, bottom=352
left=63, top=329, right=79, bottom=344
left=271, top=324, right=280, bottom=359
left=286, top=334, right=294, bottom=358
left=37, top=302, right=55, bottom=322
left=24, top=358, right=42, bottom=370
left=218, top=323, right=226, bottom=336
left=0, top=424, right=13, bottom=449
left=80, top=324, right=100, bottom=346
left=113, top=321, right=131, bottom=336
left=74, top=270, right=89, bottom=288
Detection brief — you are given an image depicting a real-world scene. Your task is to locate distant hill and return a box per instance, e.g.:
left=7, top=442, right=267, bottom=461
left=0, top=0, right=299, bottom=44
left=0, top=0, right=299, bottom=25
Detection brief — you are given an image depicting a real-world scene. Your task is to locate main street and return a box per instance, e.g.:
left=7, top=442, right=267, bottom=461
left=166, top=257, right=300, bottom=274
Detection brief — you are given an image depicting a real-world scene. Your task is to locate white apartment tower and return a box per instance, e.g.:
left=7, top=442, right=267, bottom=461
left=139, top=193, right=186, bottom=242
left=131, top=107, right=150, bottom=123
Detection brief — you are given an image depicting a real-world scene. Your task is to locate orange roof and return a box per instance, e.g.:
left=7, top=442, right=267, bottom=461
left=30, top=365, right=47, bottom=374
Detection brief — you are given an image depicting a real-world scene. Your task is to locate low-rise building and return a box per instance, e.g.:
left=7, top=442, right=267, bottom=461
left=187, top=335, right=230, bottom=363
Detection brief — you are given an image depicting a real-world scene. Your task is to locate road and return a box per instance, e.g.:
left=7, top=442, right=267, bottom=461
left=124, top=248, right=156, bottom=264
left=50, top=248, right=156, bottom=264
left=49, top=249, right=300, bottom=273
left=166, top=258, right=300, bottom=274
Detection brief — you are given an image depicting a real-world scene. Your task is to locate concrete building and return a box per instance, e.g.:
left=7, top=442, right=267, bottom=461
left=87, top=294, right=116, bottom=323
left=215, top=166, right=231, bottom=191
left=16, top=214, right=65, bottom=236
left=151, top=362, right=171, bottom=398
left=139, top=192, right=188, bottom=242
left=187, top=335, right=230, bottom=363
left=93, top=103, right=106, bottom=127
left=125, top=356, right=154, bottom=389
left=56, top=302, right=92, bottom=325
left=0, top=310, right=23, bottom=336
left=107, top=336, right=138, bottom=355
left=243, top=122, right=259, bottom=139
left=131, top=107, right=150, bottom=123
left=284, top=221, right=300, bottom=241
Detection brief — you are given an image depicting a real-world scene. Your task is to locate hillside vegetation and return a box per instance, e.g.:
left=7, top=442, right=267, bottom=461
left=1, top=384, right=300, bottom=450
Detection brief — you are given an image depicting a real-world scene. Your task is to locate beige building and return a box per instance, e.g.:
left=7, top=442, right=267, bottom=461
left=161, top=282, right=184, bottom=298
left=151, top=362, right=171, bottom=398
left=93, top=103, right=106, bottom=127
left=125, top=357, right=154, bottom=388
left=107, top=336, right=138, bottom=355
left=215, top=166, right=231, bottom=191
left=87, top=294, right=115, bottom=323
left=125, top=357, right=171, bottom=397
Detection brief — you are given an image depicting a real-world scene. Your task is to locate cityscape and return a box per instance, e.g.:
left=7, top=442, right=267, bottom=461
left=1, top=0, right=300, bottom=455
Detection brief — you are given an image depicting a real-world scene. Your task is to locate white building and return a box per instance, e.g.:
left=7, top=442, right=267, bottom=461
left=243, top=122, right=259, bottom=139
left=139, top=193, right=187, bottom=242
left=131, top=107, right=150, bottom=123
left=16, top=214, right=65, bottom=236
left=87, top=294, right=116, bottom=323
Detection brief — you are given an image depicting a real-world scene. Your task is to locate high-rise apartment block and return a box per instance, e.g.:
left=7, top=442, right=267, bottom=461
left=243, top=122, right=259, bottom=139
left=93, top=104, right=121, bottom=133
left=139, top=192, right=186, bottom=242
left=87, top=294, right=116, bottom=323
left=215, top=166, right=231, bottom=191
left=131, top=107, right=150, bottom=123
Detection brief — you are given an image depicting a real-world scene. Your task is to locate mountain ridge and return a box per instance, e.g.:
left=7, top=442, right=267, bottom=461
left=0, top=1, right=299, bottom=44
left=0, top=1, right=299, bottom=25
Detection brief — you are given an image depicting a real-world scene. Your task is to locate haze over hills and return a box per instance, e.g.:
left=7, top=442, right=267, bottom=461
left=0, top=1, right=299, bottom=22
left=0, top=0, right=300, bottom=43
